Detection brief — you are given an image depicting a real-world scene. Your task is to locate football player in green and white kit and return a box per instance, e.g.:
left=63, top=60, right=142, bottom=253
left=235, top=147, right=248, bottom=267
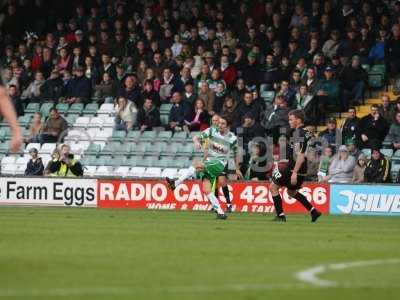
left=166, top=115, right=241, bottom=219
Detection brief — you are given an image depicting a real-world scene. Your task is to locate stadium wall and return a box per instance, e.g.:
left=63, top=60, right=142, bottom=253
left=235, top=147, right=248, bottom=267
left=0, top=177, right=399, bottom=216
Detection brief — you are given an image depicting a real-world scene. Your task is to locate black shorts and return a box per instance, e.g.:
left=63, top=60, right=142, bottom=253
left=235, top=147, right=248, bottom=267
left=272, top=167, right=305, bottom=191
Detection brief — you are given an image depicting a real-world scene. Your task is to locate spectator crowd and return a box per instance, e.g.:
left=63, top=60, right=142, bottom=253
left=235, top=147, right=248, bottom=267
left=1, top=0, right=400, bottom=182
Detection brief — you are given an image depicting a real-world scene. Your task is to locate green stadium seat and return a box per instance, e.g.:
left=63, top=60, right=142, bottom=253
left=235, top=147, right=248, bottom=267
left=370, top=64, right=386, bottom=73
left=136, top=156, right=158, bottom=167
left=169, top=157, right=190, bottom=168
left=40, top=102, right=55, bottom=117
left=361, top=148, right=371, bottom=158
left=147, top=142, right=167, bottom=156
left=361, top=64, right=370, bottom=72
left=68, top=103, right=84, bottom=115
left=380, top=149, right=393, bottom=158
left=65, top=115, right=79, bottom=126
left=81, top=156, right=97, bottom=166
left=3, top=127, right=12, bottom=140
left=85, top=143, right=102, bottom=156
left=177, top=143, right=194, bottom=156
left=157, top=131, right=172, bottom=142
left=56, top=103, right=69, bottom=114
left=160, top=103, right=173, bottom=114
left=369, top=73, right=385, bottom=88
left=394, top=150, right=400, bottom=158
left=17, top=115, right=32, bottom=128
left=25, top=103, right=40, bottom=114
left=161, top=142, right=179, bottom=157
left=110, top=130, right=127, bottom=142
left=261, top=91, right=275, bottom=103
left=110, top=156, right=126, bottom=167
left=160, top=114, right=169, bottom=126
left=100, top=142, right=121, bottom=156
left=126, top=130, right=142, bottom=142
left=131, top=142, right=150, bottom=156
left=171, top=131, right=187, bottom=142
left=154, top=157, right=171, bottom=168
left=83, top=103, right=99, bottom=115
left=122, top=156, right=138, bottom=167
left=0, top=142, right=9, bottom=154
left=93, top=155, right=112, bottom=166
left=141, top=130, right=157, bottom=142
left=115, top=143, right=133, bottom=156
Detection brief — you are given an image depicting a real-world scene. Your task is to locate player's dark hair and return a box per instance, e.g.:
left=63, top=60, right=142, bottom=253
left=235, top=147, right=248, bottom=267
left=288, top=109, right=305, bottom=122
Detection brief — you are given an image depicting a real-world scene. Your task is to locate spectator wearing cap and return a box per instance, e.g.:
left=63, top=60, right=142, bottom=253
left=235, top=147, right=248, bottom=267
left=203, top=52, right=217, bottom=72
left=384, top=111, right=400, bottom=150
left=319, top=118, right=340, bottom=146
left=323, top=145, right=356, bottom=183
left=65, top=67, right=92, bottom=104
left=378, top=94, right=395, bottom=124
left=346, top=138, right=361, bottom=159
left=137, top=98, right=161, bottom=132
left=359, top=104, right=389, bottom=149
left=315, top=66, right=341, bottom=114
left=25, top=148, right=44, bottom=176
left=340, top=55, right=368, bottom=107
left=364, top=146, right=391, bottom=183
left=294, top=84, right=318, bottom=125
left=241, top=52, right=259, bottom=90
left=341, top=107, right=361, bottom=146
left=71, top=30, right=86, bottom=51
left=168, top=92, right=191, bottom=132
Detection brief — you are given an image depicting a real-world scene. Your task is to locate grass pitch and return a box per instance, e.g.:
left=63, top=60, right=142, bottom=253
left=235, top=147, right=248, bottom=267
left=0, top=207, right=399, bottom=300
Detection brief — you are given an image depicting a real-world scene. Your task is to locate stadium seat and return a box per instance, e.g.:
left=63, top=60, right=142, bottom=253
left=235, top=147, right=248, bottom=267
left=100, top=142, right=121, bottom=156
left=96, top=166, right=113, bottom=176
left=84, top=143, right=102, bottom=156
left=83, top=103, right=99, bottom=115
left=115, top=143, right=133, bottom=156
left=40, top=102, right=54, bottom=117
left=88, top=116, right=104, bottom=128
left=147, top=142, right=167, bottom=156
left=110, top=156, right=126, bottom=167
left=161, top=143, right=179, bottom=157
left=143, top=167, right=162, bottom=178
left=74, top=116, right=91, bottom=128
left=93, top=128, right=113, bottom=142
left=122, top=156, right=138, bottom=167
left=110, top=130, right=126, bottom=142
left=160, top=103, right=173, bottom=114
left=2, top=163, right=18, bottom=175
left=81, top=155, right=97, bottom=166
left=155, top=157, right=171, bottom=168
left=160, top=114, right=169, bottom=126
left=65, top=115, right=79, bottom=126
left=171, top=131, right=187, bottom=142
left=157, top=131, right=173, bottom=142
left=113, top=166, right=130, bottom=177
left=177, top=143, right=194, bottom=156
left=68, top=103, right=84, bottom=115
left=15, top=156, right=30, bottom=167
left=18, top=115, right=32, bottom=128
left=131, top=142, right=150, bottom=156
left=126, top=130, right=142, bottom=142
left=40, top=143, right=57, bottom=155
left=128, top=167, right=146, bottom=177
left=161, top=168, right=179, bottom=178
left=102, top=116, right=115, bottom=128
left=83, top=166, right=97, bottom=177
left=0, top=142, right=9, bottom=154
left=393, top=150, right=400, bottom=158
left=361, top=148, right=371, bottom=158
left=98, top=103, right=115, bottom=115
left=25, top=103, right=40, bottom=114
left=15, top=164, right=26, bottom=175
left=380, top=149, right=393, bottom=158
left=1, top=155, right=17, bottom=166
left=56, top=103, right=69, bottom=114
left=141, top=130, right=157, bottom=142
left=70, top=141, right=90, bottom=155
left=136, top=156, right=158, bottom=167
left=25, top=143, right=41, bottom=154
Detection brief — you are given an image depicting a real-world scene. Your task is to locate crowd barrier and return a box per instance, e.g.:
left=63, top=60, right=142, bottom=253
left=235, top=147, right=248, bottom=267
left=0, top=177, right=399, bottom=216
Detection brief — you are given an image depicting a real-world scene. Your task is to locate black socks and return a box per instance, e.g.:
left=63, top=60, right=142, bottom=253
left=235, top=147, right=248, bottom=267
left=272, top=194, right=284, bottom=216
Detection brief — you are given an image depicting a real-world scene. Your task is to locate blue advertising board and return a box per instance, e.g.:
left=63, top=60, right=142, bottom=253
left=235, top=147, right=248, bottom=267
left=330, top=184, right=400, bottom=216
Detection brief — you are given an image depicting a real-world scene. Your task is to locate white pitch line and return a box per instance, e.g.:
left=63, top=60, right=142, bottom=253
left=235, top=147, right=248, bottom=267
left=295, top=258, right=400, bottom=287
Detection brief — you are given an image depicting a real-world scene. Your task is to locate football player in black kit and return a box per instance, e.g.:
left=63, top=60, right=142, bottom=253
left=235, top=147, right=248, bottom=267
left=270, top=110, right=322, bottom=222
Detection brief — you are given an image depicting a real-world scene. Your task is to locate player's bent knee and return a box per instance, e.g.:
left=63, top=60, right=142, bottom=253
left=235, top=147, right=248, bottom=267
left=218, top=176, right=227, bottom=186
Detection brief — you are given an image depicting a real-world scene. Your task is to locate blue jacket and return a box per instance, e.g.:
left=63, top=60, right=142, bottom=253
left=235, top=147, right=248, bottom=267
left=67, top=75, right=92, bottom=99
left=169, top=101, right=191, bottom=126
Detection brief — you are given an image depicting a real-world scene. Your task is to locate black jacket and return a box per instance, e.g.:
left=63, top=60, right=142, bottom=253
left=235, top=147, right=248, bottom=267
left=364, top=154, right=391, bottom=183
left=342, top=117, right=360, bottom=145
left=25, top=158, right=44, bottom=176
left=48, top=157, right=84, bottom=177
left=137, top=106, right=161, bottom=129
left=40, top=77, right=64, bottom=102
left=359, top=114, right=389, bottom=148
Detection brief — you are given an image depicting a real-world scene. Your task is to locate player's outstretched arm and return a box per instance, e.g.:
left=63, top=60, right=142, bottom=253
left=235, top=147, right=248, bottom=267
left=0, top=87, right=22, bottom=153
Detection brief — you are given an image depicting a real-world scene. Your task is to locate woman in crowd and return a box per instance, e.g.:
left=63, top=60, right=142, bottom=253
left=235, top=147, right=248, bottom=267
left=25, top=112, right=43, bottom=143
left=184, top=98, right=209, bottom=132
left=115, top=97, right=137, bottom=131
left=323, top=145, right=356, bottom=183
left=352, top=153, right=368, bottom=183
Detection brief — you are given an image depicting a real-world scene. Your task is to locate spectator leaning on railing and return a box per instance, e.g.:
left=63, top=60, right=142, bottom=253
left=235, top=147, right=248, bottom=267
left=47, top=144, right=83, bottom=177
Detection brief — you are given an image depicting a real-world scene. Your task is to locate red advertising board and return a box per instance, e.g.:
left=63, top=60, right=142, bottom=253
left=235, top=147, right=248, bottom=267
left=98, top=180, right=329, bottom=214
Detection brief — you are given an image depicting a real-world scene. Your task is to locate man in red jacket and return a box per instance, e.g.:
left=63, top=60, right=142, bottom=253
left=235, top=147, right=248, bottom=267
left=220, top=55, right=237, bottom=88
